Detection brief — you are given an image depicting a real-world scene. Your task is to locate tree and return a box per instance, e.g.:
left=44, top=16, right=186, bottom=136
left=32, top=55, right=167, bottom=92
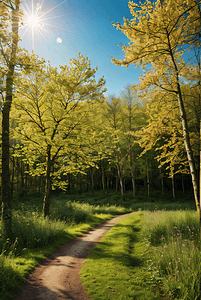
left=112, top=0, right=201, bottom=226
left=0, top=0, right=21, bottom=239
left=121, top=84, right=147, bottom=196
left=13, top=53, right=106, bottom=217
left=102, top=96, right=126, bottom=197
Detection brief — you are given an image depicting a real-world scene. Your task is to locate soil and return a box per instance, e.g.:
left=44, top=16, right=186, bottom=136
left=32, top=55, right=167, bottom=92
left=15, top=213, right=131, bottom=300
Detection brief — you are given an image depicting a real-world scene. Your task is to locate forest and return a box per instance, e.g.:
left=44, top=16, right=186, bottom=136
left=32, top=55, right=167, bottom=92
left=1, top=0, right=200, bottom=219
left=0, top=0, right=201, bottom=299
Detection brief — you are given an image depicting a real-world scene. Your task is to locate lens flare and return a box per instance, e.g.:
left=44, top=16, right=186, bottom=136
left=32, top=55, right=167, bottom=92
left=57, top=37, right=62, bottom=43
left=21, top=0, right=67, bottom=51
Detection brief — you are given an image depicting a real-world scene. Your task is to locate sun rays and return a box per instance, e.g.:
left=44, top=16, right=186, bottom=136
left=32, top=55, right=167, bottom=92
left=21, top=0, right=67, bottom=51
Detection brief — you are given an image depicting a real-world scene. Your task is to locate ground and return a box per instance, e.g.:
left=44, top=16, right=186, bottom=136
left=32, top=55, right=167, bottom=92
left=15, top=213, right=131, bottom=300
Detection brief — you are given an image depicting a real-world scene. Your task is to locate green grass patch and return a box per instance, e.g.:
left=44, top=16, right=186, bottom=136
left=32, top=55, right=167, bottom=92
left=80, top=212, right=158, bottom=299
left=80, top=209, right=200, bottom=300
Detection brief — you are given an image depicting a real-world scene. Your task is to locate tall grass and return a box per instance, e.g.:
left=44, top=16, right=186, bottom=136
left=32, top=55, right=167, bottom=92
left=0, top=195, right=129, bottom=300
left=142, top=210, right=200, bottom=299
left=0, top=197, right=128, bottom=255
left=12, top=210, right=67, bottom=252
left=49, top=198, right=128, bottom=223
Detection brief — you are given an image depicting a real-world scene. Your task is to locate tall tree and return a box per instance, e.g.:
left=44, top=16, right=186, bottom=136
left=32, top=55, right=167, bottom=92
left=112, top=0, right=201, bottom=225
left=13, top=53, right=106, bottom=217
left=0, top=0, right=20, bottom=239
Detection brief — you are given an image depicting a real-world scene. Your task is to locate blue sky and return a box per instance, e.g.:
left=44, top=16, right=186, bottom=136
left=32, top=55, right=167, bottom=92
left=19, top=0, right=143, bottom=97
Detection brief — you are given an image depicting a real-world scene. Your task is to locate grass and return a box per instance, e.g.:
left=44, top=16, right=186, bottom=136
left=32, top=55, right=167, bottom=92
left=0, top=193, right=129, bottom=300
left=0, top=190, right=199, bottom=300
left=80, top=213, right=159, bottom=299
left=80, top=209, right=200, bottom=300
left=142, top=210, right=200, bottom=299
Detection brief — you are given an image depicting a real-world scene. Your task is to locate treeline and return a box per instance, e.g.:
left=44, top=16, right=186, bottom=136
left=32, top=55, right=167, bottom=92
left=5, top=80, right=197, bottom=203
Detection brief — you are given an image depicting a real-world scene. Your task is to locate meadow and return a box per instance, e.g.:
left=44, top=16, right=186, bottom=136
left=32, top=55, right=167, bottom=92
left=80, top=209, right=200, bottom=300
left=0, top=190, right=199, bottom=300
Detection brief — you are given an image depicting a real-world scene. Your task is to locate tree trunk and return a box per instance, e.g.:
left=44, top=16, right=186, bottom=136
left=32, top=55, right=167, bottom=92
left=160, top=168, right=164, bottom=197
left=102, top=166, right=105, bottom=193
left=169, top=39, right=200, bottom=228
left=129, top=144, right=136, bottom=197
left=43, top=147, right=52, bottom=218
left=91, top=168, right=94, bottom=196
left=171, top=174, right=175, bottom=198
left=146, top=156, right=150, bottom=196
left=11, top=152, right=15, bottom=197
left=116, top=177, right=118, bottom=192
left=2, top=105, right=12, bottom=238
left=106, top=173, right=109, bottom=194
left=117, top=168, right=124, bottom=197
left=131, top=170, right=136, bottom=197
left=25, top=163, right=29, bottom=194
left=177, top=91, right=200, bottom=226
left=1, top=0, right=20, bottom=240
left=20, top=157, right=24, bottom=189
left=200, top=119, right=201, bottom=229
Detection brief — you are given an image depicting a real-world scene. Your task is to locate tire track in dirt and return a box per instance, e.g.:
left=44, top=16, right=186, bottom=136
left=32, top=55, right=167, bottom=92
left=15, top=213, right=131, bottom=300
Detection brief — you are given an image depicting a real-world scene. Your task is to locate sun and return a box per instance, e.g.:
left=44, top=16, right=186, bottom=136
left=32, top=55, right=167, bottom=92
left=22, top=2, right=45, bottom=51
left=27, top=14, right=40, bottom=29
left=21, top=0, right=67, bottom=51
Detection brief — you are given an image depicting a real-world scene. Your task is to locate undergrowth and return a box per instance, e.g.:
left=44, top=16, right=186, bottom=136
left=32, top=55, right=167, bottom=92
left=142, top=210, right=200, bottom=299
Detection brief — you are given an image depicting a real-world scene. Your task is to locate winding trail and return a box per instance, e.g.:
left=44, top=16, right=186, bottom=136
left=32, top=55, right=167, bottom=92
left=15, top=213, right=131, bottom=300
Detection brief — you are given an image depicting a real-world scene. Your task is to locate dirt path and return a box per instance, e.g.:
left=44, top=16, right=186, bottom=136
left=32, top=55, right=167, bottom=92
left=15, top=213, right=131, bottom=300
